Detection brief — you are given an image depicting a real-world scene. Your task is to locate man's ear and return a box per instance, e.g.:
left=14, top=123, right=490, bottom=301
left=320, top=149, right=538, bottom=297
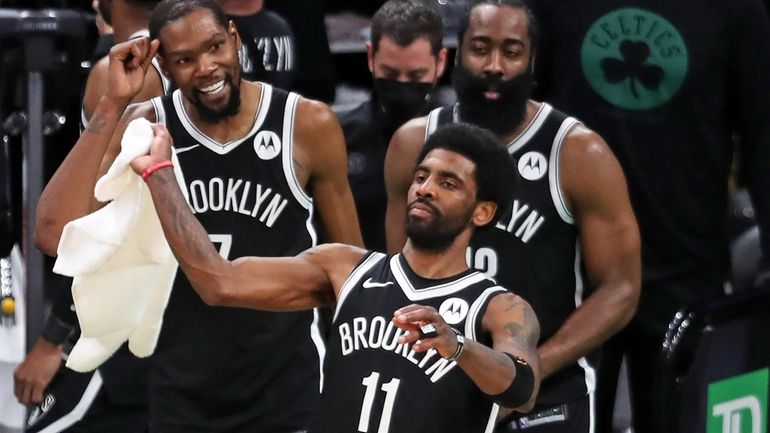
left=156, top=50, right=171, bottom=80
left=366, top=41, right=375, bottom=74
left=472, top=201, right=497, bottom=228
left=529, top=50, right=536, bottom=75
left=229, top=20, right=242, bottom=50
left=435, top=47, right=448, bottom=79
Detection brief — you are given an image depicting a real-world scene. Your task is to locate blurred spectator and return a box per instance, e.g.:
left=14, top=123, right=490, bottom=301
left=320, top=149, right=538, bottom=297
left=267, top=0, right=336, bottom=101
left=14, top=1, right=165, bottom=431
left=218, top=0, right=296, bottom=89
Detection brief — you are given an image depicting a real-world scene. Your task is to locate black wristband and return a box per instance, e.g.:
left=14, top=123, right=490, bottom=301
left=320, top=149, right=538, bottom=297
left=40, top=315, right=75, bottom=345
left=485, top=353, right=535, bottom=408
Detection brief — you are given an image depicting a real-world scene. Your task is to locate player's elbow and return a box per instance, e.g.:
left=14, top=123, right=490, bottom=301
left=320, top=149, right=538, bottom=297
left=617, top=281, right=640, bottom=326
left=33, top=220, right=60, bottom=257
left=196, top=281, right=229, bottom=307
left=187, top=268, right=232, bottom=307
left=487, top=354, right=538, bottom=410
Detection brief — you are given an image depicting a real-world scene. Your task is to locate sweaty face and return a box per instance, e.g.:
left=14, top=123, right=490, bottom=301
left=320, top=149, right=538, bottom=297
left=404, top=149, right=479, bottom=254
left=160, top=9, right=242, bottom=123
left=454, top=5, right=534, bottom=135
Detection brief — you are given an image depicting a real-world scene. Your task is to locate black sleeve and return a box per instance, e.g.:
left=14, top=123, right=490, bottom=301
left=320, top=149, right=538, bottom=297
left=729, top=0, right=770, bottom=280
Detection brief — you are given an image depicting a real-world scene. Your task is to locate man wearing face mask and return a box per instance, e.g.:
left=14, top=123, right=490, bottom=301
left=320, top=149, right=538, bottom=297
left=338, top=0, right=446, bottom=251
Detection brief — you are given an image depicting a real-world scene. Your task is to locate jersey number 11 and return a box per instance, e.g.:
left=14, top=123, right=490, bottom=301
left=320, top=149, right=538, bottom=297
left=358, top=371, right=401, bottom=433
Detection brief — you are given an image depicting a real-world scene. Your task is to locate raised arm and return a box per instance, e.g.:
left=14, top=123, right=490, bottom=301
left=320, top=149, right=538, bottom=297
left=537, top=126, right=641, bottom=379
left=131, top=124, right=366, bottom=311
left=294, top=98, right=363, bottom=246
left=393, top=292, right=541, bottom=411
left=383, top=117, right=428, bottom=253
left=34, top=37, right=159, bottom=256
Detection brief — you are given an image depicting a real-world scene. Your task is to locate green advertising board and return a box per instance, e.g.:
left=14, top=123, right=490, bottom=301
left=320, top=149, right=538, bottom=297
left=708, top=369, right=768, bottom=433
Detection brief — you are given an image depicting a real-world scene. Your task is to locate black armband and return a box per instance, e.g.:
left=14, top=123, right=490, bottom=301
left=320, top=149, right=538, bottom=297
left=485, top=353, right=535, bottom=408
left=40, top=314, right=75, bottom=345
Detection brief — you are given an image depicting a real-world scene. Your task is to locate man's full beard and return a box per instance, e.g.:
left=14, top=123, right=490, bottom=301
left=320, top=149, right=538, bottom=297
left=452, top=62, right=533, bottom=136
left=191, top=75, right=242, bottom=123
left=404, top=197, right=474, bottom=255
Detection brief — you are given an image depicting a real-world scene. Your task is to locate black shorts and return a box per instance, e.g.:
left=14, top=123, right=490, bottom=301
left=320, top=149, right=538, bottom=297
left=496, top=394, right=593, bottom=433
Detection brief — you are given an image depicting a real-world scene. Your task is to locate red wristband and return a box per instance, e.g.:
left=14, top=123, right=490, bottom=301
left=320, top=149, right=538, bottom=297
left=141, top=160, right=173, bottom=181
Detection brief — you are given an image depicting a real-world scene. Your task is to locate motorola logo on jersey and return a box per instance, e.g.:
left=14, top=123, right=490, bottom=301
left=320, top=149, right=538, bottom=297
left=254, top=131, right=281, bottom=160
left=518, top=152, right=548, bottom=181
left=439, top=298, right=469, bottom=325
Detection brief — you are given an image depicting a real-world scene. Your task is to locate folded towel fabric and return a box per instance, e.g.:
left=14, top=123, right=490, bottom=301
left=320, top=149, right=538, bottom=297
left=53, top=118, right=180, bottom=372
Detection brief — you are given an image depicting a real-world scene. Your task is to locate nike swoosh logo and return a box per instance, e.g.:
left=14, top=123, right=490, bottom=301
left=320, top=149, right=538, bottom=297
left=362, top=277, right=393, bottom=289
left=175, top=144, right=200, bottom=154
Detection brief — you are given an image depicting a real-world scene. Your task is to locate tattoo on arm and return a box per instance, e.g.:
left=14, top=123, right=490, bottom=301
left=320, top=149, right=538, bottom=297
left=155, top=174, right=212, bottom=262
left=503, top=299, right=540, bottom=347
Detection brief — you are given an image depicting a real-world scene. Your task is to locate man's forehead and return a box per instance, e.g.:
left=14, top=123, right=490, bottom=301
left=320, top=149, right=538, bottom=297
left=160, top=8, right=226, bottom=41
left=375, top=37, right=435, bottom=64
left=466, top=4, right=530, bottom=43
left=421, top=149, right=476, bottom=175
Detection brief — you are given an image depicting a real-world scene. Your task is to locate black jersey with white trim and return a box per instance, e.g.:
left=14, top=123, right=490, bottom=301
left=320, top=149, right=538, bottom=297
left=147, top=83, right=324, bottom=432
left=316, top=252, right=507, bottom=433
left=427, top=103, right=594, bottom=405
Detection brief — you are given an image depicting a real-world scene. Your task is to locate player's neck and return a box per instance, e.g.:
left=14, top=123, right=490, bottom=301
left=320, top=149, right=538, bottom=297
left=185, top=80, right=262, bottom=143
left=498, top=99, right=541, bottom=144
left=401, top=238, right=470, bottom=279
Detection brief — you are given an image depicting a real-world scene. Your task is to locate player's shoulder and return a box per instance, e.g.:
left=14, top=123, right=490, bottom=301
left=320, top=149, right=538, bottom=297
left=390, top=115, right=430, bottom=153
left=301, top=243, right=370, bottom=276
left=294, top=95, right=338, bottom=130
left=561, top=121, right=614, bottom=165
left=123, top=99, right=158, bottom=123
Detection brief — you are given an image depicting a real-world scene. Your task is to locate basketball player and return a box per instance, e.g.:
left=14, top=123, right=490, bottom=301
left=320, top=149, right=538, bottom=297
left=132, top=120, right=541, bottom=433
left=383, top=1, right=641, bottom=432
left=80, top=0, right=170, bottom=127
left=15, top=2, right=167, bottom=431
left=33, top=0, right=363, bottom=431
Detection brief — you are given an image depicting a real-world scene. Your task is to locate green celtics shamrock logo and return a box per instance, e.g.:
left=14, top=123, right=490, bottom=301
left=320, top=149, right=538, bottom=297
left=581, top=8, right=688, bottom=110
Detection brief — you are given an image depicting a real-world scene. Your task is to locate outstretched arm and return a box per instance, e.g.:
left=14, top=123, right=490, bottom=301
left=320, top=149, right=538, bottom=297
left=34, top=38, right=159, bottom=256
left=393, top=292, right=541, bottom=411
left=537, top=126, right=641, bottom=379
left=131, top=125, right=365, bottom=311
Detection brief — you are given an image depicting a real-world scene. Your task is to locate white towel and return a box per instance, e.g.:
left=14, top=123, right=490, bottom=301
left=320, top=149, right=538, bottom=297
left=53, top=118, right=180, bottom=372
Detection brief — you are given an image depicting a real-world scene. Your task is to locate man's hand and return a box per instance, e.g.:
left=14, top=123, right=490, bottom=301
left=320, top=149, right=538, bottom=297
left=130, top=123, right=174, bottom=175
left=106, top=37, right=160, bottom=105
left=13, top=338, right=63, bottom=405
left=393, top=304, right=459, bottom=358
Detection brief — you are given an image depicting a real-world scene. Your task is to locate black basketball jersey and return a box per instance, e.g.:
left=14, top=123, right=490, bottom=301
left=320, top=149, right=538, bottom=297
left=427, top=103, right=594, bottom=405
left=317, top=252, right=507, bottom=433
left=147, top=84, right=324, bottom=432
